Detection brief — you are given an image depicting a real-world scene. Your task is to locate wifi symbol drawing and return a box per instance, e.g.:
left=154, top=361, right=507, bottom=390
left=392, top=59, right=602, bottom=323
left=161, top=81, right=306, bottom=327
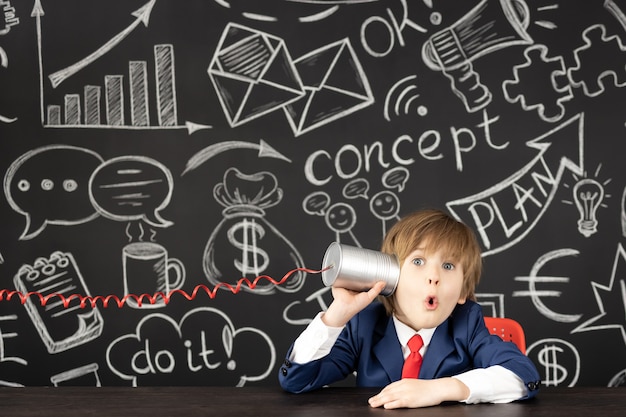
left=383, top=75, right=428, bottom=121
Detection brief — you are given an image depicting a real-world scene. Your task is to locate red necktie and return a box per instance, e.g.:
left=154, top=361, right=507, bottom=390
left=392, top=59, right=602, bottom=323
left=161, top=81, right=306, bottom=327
left=401, top=334, right=424, bottom=379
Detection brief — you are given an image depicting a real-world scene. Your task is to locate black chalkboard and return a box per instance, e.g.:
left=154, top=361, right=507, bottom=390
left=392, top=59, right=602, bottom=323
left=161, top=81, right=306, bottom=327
left=1, top=0, right=625, bottom=388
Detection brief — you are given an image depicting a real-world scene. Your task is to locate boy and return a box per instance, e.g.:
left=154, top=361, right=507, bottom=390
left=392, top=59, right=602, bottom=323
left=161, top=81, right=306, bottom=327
left=278, top=209, right=540, bottom=409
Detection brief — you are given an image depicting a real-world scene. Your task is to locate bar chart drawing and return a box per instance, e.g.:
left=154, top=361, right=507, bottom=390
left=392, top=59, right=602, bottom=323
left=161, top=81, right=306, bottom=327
left=45, top=44, right=181, bottom=130
left=129, top=61, right=149, bottom=127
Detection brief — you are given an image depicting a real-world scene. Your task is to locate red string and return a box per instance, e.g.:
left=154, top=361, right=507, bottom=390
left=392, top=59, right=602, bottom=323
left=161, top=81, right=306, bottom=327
left=0, top=267, right=327, bottom=309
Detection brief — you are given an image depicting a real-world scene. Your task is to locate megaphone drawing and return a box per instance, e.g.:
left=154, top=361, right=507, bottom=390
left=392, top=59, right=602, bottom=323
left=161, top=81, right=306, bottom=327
left=422, top=0, right=533, bottom=113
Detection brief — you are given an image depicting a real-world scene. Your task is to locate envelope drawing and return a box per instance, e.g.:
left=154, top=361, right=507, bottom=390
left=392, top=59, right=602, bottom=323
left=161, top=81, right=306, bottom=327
left=208, top=23, right=305, bottom=127
left=284, top=38, right=374, bottom=137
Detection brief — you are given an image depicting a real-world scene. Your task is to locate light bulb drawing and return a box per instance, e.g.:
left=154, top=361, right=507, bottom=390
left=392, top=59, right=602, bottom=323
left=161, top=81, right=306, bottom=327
left=572, top=178, right=604, bottom=237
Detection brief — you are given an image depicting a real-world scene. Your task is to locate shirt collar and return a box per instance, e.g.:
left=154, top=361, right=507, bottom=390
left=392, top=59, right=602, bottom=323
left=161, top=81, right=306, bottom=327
left=392, top=315, right=437, bottom=356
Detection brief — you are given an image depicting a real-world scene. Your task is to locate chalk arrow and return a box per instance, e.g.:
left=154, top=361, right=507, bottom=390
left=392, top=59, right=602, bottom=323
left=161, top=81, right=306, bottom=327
left=185, top=121, right=213, bottom=134
left=182, top=140, right=291, bottom=175
left=32, top=0, right=45, bottom=124
left=48, top=0, right=157, bottom=88
left=447, top=113, right=584, bottom=256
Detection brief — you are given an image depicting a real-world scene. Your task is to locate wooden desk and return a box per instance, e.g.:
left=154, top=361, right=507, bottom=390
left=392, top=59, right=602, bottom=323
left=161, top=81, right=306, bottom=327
left=0, top=386, right=624, bottom=416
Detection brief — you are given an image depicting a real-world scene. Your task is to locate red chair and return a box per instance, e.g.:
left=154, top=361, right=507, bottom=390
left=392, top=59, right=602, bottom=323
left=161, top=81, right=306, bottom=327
left=484, top=317, right=526, bottom=355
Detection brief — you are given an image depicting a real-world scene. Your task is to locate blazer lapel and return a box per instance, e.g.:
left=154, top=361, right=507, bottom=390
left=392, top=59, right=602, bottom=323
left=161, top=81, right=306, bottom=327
left=372, top=317, right=404, bottom=380
left=419, top=319, right=455, bottom=378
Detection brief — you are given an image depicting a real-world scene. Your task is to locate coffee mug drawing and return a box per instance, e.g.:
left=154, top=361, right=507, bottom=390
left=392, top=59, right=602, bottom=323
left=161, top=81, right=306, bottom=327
left=122, top=242, right=186, bottom=308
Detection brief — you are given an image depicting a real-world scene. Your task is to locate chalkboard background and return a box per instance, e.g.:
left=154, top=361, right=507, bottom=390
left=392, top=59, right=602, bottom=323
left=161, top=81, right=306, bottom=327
left=1, top=0, right=625, bottom=388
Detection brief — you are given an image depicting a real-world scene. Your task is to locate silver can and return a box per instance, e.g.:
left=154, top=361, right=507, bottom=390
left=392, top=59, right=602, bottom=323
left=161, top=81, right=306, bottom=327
left=321, top=242, right=399, bottom=296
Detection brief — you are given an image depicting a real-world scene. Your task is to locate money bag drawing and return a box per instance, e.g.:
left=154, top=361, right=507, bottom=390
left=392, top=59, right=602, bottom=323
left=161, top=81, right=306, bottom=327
left=202, top=168, right=306, bottom=294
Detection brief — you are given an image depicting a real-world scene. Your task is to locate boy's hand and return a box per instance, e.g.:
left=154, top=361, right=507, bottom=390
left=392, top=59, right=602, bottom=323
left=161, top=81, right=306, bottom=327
left=368, top=377, right=470, bottom=409
left=321, top=281, right=386, bottom=328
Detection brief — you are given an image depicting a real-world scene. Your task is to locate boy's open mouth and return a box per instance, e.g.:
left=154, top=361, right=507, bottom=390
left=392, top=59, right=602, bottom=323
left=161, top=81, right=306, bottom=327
left=425, top=296, right=438, bottom=310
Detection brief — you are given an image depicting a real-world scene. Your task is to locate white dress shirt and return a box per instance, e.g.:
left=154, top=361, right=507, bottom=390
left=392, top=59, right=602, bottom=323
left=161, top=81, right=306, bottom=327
left=290, top=312, right=528, bottom=404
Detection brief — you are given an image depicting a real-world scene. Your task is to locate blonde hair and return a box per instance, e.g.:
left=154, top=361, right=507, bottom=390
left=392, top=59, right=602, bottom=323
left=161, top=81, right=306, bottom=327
left=379, top=209, right=482, bottom=315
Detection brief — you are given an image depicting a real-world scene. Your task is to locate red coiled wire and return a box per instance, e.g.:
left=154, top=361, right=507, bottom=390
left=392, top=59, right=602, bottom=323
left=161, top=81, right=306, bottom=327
left=0, top=267, right=327, bottom=309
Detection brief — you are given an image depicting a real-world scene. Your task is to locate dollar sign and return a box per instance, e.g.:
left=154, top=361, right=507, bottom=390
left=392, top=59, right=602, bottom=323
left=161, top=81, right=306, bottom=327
left=537, top=344, right=568, bottom=386
left=227, top=218, right=270, bottom=276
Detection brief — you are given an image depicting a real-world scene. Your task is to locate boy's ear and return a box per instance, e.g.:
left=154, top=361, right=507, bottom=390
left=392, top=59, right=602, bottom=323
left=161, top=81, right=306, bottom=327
left=457, top=295, right=467, bottom=305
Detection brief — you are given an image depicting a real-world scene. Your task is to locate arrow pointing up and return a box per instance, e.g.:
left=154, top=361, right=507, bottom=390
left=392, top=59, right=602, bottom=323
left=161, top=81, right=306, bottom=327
left=447, top=113, right=585, bottom=256
left=48, top=0, right=157, bottom=88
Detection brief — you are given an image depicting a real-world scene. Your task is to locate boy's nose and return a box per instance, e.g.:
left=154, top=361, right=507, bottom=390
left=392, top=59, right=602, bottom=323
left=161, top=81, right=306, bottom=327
left=427, top=272, right=440, bottom=285
left=424, top=263, right=440, bottom=285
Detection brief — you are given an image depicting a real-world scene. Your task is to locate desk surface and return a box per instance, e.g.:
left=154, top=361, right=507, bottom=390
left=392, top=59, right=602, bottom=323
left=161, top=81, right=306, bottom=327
left=0, top=386, right=624, bottom=417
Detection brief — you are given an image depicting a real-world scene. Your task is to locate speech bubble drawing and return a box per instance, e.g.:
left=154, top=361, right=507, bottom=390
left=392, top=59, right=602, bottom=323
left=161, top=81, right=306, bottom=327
left=342, top=178, right=369, bottom=200
left=302, top=191, right=330, bottom=216
left=3, top=145, right=104, bottom=240
left=382, top=167, right=410, bottom=192
left=89, top=156, right=174, bottom=228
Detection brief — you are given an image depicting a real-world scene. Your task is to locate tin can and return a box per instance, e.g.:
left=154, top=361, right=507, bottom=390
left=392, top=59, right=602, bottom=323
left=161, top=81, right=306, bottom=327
left=321, top=242, right=399, bottom=296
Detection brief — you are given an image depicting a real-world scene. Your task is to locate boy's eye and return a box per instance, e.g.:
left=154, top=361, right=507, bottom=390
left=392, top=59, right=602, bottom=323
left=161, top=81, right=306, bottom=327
left=412, top=258, right=424, bottom=266
left=442, top=262, right=455, bottom=270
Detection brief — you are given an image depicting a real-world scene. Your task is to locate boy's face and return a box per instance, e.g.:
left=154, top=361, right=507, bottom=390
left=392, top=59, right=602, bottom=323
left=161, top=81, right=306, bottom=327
left=393, top=245, right=467, bottom=331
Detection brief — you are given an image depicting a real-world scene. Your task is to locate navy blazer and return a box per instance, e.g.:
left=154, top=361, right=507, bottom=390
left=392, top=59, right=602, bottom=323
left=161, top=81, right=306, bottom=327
left=279, top=301, right=540, bottom=399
